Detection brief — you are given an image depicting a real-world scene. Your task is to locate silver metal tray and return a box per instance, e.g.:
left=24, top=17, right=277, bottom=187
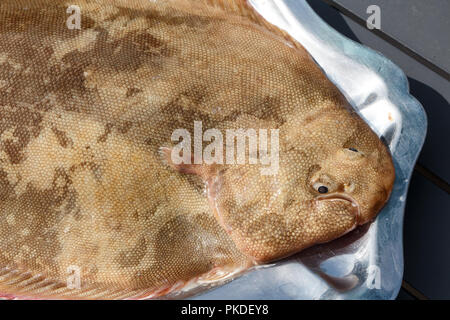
left=193, top=0, right=427, bottom=300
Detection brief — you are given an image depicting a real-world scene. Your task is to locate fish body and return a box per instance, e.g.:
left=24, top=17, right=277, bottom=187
left=0, top=0, right=395, bottom=299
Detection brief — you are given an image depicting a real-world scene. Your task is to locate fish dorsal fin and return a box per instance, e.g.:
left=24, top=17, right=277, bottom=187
left=172, top=0, right=307, bottom=52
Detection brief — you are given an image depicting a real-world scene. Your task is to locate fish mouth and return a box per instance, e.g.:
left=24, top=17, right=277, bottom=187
left=316, top=193, right=361, bottom=225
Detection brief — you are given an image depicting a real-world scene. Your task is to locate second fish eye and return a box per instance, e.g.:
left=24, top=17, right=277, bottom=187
left=348, top=148, right=358, bottom=152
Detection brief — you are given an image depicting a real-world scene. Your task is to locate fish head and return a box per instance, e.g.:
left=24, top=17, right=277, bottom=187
left=309, top=137, right=395, bottom=226
left=175, top=126, right=396, bottom=263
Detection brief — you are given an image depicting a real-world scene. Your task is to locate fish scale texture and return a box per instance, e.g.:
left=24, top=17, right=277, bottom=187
left=0, top=0, right=394, bottom=299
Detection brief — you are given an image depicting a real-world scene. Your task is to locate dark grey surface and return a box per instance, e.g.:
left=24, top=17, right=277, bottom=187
left=306, top=0, right=450, bottom=300
left=333, top=0, right=450, bottom=74
left=396, top=287, right=415, bottom=300
left=403, top=172, right=450, bottom=299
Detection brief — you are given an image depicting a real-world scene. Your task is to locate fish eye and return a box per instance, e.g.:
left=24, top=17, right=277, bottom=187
left=348, top=148, right=358, bottom=152
left=312, top=181, right=332, bottom=194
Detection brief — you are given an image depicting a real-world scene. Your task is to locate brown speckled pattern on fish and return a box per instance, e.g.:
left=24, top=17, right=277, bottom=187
left=0, top=0, right=395, bottom=299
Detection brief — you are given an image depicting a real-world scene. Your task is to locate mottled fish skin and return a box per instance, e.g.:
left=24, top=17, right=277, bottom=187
left=0, top=0, right=395, bottom=299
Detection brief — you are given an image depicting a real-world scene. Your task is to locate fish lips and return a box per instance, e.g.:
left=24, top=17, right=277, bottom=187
left=316, top=193, right=361, bottom=227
